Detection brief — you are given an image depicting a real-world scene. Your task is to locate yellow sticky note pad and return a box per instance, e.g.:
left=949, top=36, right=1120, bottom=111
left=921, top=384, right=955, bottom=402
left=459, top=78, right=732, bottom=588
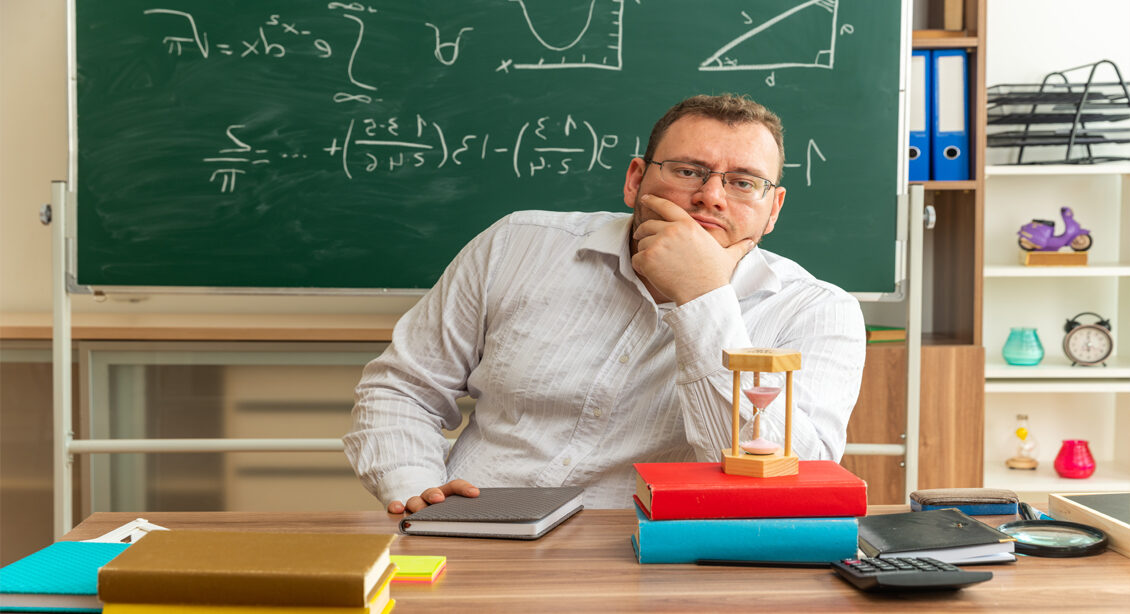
left=390, top=555, right=447, bottom=583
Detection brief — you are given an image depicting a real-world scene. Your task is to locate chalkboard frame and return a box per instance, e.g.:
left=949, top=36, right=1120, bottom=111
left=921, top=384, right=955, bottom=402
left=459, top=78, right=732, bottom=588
left=67, top=0, right=911, bottom=299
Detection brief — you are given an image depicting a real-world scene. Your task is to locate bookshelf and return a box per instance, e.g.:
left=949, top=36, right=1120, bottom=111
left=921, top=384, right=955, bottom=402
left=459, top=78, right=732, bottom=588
left=845, top=0, right=987, bottom=503
left=977, top=0, right=1130, bottom=500
left=982, top=164, right=1130, bottom=496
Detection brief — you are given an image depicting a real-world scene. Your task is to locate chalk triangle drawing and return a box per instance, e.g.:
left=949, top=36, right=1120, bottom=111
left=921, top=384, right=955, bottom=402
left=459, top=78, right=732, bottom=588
left=700, top=0, right=839, bottom=71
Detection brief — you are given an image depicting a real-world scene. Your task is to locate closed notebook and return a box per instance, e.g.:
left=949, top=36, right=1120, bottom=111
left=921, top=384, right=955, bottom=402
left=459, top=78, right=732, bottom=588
left=0, top=541, right=130, bottom=613
left=98, top=531, right=396, bottom=607
left=631, top=505, right=858, bottom=564
left=858, top=508, right=1016, bottom=564
left=399, top=487, right=583, bottom=539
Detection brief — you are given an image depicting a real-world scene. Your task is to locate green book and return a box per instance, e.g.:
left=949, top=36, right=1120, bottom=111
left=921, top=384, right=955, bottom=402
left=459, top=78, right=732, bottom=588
left=865, top=324, right=906, bottom=343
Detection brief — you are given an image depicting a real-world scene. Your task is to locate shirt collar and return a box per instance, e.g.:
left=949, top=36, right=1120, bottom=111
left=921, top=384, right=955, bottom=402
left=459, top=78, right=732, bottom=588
left=731, top=245, right=783, bottom=298
left=577, top=214, right=783, bottom=299
left=578, top=215, right=640, bottom=293
left=578, top=214, right=631, bottom=258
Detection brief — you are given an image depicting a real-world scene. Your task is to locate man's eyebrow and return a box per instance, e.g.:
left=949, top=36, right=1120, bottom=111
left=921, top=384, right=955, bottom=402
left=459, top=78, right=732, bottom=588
left=674, top=157, right=772, bottom=179
left=730, top=166, right=771, bottom=179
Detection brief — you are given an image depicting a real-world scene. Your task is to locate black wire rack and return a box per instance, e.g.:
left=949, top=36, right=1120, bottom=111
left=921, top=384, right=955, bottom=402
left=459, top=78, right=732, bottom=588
left=987, top=59, right=1130, bottom=164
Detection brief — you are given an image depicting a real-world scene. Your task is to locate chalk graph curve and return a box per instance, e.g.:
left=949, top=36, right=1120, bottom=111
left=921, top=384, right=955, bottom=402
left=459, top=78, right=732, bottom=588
left=510, top=0, right=596, bottom=52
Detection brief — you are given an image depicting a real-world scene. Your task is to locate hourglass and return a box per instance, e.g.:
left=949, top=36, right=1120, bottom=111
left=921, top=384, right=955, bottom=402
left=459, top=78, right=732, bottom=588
left=721, top=348, right=801, bottom=477
left=742, top=386, right=782, bottom=455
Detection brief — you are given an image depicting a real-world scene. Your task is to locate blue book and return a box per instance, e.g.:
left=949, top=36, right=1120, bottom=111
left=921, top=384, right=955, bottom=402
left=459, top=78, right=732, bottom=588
left=631, top=505, right=858, bottom=564
left=0, top=541, right=130, bottom=612
left=910, top=500, right=1019, bottom=516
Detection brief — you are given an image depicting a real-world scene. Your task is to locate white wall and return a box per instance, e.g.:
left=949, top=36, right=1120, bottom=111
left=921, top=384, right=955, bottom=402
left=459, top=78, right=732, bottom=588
left=0, top=1, right=417, bottom=318
left=986, top=0, right=1130, bottom=165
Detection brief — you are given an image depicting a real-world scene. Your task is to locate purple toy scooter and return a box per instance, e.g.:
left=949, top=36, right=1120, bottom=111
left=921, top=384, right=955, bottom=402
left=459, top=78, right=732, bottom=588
left=1018, top=206, right=1092, bottom=252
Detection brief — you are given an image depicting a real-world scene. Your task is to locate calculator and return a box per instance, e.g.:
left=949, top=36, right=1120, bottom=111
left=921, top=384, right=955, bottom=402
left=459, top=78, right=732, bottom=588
left=831, top=557, right=993, bottom=592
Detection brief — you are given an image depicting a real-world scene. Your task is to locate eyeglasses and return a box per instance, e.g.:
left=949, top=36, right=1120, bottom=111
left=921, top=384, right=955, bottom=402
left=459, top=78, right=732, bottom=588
left=643, top=159, right=777, bottom=201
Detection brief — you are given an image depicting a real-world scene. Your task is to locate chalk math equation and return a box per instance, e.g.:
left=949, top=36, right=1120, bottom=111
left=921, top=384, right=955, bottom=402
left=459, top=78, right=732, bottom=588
left=205, top=116, right=827, bottom=194
left=139, top=2, right=845, bottom=192
left=142, top=0, right=855, bottom=100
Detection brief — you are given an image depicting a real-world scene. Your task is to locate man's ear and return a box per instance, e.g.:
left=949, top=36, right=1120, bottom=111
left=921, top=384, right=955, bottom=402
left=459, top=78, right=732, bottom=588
left=761, top=187, right=786, bottom=236
left=623, top=157, right=647, bottom=209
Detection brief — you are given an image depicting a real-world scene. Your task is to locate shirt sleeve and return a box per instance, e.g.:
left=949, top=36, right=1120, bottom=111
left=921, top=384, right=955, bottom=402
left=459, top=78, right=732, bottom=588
left=662, top=283, right=866, bottom=463
left=342, top=218, right=508, bottom=506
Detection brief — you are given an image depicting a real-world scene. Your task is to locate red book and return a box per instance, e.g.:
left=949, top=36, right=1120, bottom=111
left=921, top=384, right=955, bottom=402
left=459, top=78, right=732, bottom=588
left=633, top=460, right=867, bottom=520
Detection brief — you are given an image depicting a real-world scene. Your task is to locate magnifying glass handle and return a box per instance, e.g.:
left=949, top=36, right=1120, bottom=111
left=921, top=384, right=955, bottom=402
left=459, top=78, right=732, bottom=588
left=1019, top=501, right=1052, bottom=521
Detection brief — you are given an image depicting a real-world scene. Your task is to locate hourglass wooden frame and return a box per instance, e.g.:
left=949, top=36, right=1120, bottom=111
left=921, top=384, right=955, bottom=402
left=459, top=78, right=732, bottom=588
left=720, top=348, right=801, bottom=477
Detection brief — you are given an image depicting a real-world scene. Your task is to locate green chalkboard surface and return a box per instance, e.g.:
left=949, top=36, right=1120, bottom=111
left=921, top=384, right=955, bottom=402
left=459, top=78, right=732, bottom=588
left=75, top=0, right=902, bottom=291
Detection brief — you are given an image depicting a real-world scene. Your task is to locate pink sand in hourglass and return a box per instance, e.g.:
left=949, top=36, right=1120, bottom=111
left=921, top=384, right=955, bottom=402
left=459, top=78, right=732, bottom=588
left=741, top=386, right=782, bottom=455
left=743, top=386, right=780, bottom=408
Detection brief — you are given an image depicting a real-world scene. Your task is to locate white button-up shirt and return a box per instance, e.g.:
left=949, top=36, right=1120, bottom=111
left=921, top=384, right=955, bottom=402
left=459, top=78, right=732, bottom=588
left=344, top=210, right=866, bottom=509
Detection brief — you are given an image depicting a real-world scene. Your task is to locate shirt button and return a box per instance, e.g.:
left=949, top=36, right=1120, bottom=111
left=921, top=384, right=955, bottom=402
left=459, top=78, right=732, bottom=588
left=619, top=354, right=629, bottom=363
left=562, top=457, right=572, bottom=466
left=593, top=408, right=603, bottom=418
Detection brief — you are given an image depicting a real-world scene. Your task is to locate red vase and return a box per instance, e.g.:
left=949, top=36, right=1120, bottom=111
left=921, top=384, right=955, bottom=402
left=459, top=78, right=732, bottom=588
left=1053, top=440, right=1096, bottom=479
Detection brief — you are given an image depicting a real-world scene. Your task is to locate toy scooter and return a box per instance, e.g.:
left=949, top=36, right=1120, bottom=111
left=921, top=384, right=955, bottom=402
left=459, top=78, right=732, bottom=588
left=1018, top=206, right=1092, bottom=252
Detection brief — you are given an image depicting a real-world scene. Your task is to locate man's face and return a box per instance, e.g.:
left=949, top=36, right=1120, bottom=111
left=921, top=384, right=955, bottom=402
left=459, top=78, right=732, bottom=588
left=623, top=115, right=786, bottom=251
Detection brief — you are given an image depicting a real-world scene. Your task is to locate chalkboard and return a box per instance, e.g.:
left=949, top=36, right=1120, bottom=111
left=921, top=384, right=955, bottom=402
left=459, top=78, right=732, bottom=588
left=74, top=0, right=902, bottom=292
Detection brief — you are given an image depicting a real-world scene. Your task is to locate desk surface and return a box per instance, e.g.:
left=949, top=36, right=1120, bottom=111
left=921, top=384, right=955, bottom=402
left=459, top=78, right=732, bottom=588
left=67, top=508, right=1130, bottom=612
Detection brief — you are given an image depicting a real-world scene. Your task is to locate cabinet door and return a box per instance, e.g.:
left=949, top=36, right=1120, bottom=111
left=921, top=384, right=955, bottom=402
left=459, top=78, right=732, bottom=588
left=843, top=344, right=907, bottom=504
left=843, top=344, right=986, bottom=502
left=919, top=345, right=985, bottom=489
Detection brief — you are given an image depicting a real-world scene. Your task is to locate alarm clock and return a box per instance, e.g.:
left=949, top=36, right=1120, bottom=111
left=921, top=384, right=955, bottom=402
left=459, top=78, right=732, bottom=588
left=1063, top=312, right=1113, bottom=367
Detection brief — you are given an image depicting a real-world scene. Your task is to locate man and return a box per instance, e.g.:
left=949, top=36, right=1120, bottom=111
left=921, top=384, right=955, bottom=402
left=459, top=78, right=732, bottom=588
left=344, top=94, right=865, bottom=513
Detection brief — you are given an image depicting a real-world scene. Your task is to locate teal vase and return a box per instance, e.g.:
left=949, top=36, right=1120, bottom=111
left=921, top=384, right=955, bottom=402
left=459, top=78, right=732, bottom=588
left=1002, top=328, right=1044, bottom=366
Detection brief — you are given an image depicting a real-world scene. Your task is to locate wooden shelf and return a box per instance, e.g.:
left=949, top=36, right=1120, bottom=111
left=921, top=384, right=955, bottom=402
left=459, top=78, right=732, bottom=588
left=911, top=180, right=977, bottom=191
left=912, top=32, right=979, bottom=49
left=922, top=333, right=975, bottom=346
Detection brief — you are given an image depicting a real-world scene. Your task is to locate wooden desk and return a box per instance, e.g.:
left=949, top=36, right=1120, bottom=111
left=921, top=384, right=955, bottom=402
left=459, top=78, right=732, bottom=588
left=66, top=508, right=1130, bottom=612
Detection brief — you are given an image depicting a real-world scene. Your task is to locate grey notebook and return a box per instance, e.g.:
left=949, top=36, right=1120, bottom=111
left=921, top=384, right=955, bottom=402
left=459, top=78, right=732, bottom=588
left=399, top=487, right=584, bottom=540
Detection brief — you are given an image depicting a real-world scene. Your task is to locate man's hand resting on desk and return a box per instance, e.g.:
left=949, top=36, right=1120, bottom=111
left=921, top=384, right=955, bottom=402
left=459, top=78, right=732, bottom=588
left=386, top=479, right=480, bottom=514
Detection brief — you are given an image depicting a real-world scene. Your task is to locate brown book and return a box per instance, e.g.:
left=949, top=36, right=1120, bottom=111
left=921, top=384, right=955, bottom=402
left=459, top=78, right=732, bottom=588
left=98, top=531, right=396, bottom=607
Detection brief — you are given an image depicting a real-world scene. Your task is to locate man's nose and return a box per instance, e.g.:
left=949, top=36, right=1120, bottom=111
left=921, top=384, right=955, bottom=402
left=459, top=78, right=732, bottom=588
left=695, top=173, right=729, bottom=208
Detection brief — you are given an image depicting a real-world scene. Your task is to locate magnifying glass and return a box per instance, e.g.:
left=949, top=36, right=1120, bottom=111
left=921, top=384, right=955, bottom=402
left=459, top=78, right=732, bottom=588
left=996, top=502, right=1109, bottom=557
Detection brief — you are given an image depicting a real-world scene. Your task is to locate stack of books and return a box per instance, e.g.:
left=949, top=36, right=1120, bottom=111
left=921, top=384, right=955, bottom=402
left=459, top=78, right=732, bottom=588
left=631, top=461, right=868, bottom=564
left=97, top=530, right=398, bottom=613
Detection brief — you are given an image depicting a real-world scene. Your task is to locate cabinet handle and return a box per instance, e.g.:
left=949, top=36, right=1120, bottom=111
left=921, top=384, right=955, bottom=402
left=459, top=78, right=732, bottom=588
left=923, top=204, right=936, bottom=230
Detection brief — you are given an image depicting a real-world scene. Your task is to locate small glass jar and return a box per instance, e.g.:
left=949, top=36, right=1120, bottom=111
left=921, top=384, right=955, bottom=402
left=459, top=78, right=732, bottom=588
left=1005, top=413, right=1038, bottom=470
left=1002, top=327, right=1044, bottom=366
